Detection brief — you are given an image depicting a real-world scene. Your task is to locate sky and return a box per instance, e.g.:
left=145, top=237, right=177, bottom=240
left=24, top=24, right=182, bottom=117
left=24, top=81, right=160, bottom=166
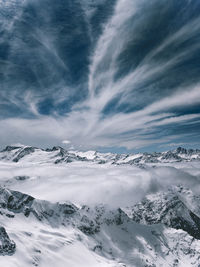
left=0, top=0, right=200, bottom=152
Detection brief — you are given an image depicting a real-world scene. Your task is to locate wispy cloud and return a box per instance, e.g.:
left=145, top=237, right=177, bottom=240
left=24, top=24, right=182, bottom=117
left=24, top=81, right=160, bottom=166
left=0, top=0, right=200, bottom=151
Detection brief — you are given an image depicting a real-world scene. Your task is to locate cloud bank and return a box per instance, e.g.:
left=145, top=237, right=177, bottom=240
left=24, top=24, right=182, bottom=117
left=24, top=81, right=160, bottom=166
left=1, top=161, right=200, bottom=207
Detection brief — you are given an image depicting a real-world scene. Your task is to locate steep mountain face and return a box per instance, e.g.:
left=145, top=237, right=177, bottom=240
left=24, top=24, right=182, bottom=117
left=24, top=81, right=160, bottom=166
left=0, top=145, right=83, bottom=164
left=0, top=186, right=127, bottom=232
left=0, top=145, right=200, bottom=165
left=1, top=146, right=37, bottom=162
left=1, top=186, right=200, bottom=266
left=0, top=227, right=16, bottom=256
left=125, top=187, right=200, bottom=240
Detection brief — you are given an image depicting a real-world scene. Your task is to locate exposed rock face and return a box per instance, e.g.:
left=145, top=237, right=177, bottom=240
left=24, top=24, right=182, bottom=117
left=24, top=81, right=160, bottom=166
left=0, top=187, right=78, bottom=226
left=3, top=185, right=200, bottom=242
left=2, top=185, right=200, bottom=241
left=46, top=146, right=66, bottom=158
left=14, top=176, right=30, bottom=181
left=0, top=227, right=16, bottom=256
left=127, top=188, right=200, bottom=239
left=160, top=151, right=181, bottom=161
left=0, top=146, right=37, bottom=162
left=2, top=146, right=22, bottom=152
left=0, top=187, right=129, bottom=233
left=12, top=147, right=36, bottom=162
left=77, top=205, right=129, bottom=234
left=0, top=187, right=35, bottom=215
left=2, top=186, right=200, bottom=265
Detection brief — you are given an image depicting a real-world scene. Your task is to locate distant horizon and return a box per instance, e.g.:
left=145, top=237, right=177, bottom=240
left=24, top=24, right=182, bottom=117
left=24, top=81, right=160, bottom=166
left=1, top=143, right=200, bottom=155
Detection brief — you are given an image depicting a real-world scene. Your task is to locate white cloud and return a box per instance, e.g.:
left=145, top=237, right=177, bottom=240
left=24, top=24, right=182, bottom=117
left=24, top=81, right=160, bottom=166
left=1, top=0, right=200, bottom=151
left=1, top=160, right=200, bottom=207
left=62, top=140, right=71, bottom=145
left=0, top=83, right=200, bottom=150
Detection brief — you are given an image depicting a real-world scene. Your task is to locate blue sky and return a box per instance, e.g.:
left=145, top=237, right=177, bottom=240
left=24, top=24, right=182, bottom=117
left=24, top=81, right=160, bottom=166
left=0, top=0, right=200, bottom=152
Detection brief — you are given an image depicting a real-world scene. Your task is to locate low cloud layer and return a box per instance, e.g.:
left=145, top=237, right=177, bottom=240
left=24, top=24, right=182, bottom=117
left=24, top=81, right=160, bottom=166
left=1, top=161, right=200, bottom=207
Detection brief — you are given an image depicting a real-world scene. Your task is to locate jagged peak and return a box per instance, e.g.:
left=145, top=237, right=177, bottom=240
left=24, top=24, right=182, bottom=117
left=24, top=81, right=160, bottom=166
left=45, top=146, right=66, bottom=152
left=1, top=144, right=38, bottom=152
left=1, top=145, right=200, bottom=164
left=0, top=186, right=130, bottom=234
left=1, top=145, right=22, bottom=152
left=126, top=186, right=200, bottom=239
left=0, top=227, right=16, bottom=256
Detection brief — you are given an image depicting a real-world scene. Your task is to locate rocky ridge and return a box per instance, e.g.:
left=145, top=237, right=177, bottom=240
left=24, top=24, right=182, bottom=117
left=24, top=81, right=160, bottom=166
left=125, top=186, right=200, bottom=239
left=0, top=145, right=200, bottom=165
left=1, top=186, right=200, bottom=266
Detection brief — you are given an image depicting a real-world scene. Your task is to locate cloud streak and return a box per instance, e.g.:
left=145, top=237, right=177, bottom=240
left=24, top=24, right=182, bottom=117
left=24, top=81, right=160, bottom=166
left=0, top=0, right=200, bottom=151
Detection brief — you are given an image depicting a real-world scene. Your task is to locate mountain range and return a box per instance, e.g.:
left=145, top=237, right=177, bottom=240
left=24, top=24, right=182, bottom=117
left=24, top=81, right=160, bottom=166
left=1, top=145, right=200, bottom=165
left=0, top=145, right=200, bottom=266
left=1, top=183, right=200, bottom=266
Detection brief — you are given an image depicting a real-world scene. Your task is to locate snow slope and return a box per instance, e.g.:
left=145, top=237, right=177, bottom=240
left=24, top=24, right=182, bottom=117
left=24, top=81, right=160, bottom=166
left=2, top=186, right=200, bottom=267
left=1, top=145, right=200, bottom=266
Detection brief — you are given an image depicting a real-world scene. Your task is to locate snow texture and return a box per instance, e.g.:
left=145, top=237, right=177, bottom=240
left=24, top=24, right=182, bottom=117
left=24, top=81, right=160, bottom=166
left=1, top=145, right=200, bottom=266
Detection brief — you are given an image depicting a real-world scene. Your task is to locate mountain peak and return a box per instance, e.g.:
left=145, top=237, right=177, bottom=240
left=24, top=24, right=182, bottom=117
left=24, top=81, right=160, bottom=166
left=126, top=187, right=200, bottom=239
left=2, top=145, right=22, bottom=152
left=0, top=145, right=200, bottom=164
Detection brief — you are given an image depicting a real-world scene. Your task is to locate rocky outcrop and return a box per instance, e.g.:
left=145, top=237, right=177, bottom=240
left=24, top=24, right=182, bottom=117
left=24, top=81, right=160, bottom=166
left=127, top=188, right=200, bottom=239
left=0, top=227, right=16, bottom=256
left=0, top=187, right=78, bottom=226
left=0, top=187, right=130, bottom=235
left=12, top=147, right=36, bottom=162
left=2, top=185, right=200, bottom=265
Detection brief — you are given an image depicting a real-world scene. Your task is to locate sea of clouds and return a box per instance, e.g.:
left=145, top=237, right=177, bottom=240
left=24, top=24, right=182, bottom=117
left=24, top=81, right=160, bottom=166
left=0, top=160, right=200, bottom=207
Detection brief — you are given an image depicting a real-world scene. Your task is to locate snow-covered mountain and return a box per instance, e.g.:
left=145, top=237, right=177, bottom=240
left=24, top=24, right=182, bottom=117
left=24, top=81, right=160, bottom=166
left=1, top=145, right=200, bottom=266
left=2, top=185, right=200, bottom=266
left=0, top=145, right=200, bottom=165
left=125, top=186, right=200, bottom=240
